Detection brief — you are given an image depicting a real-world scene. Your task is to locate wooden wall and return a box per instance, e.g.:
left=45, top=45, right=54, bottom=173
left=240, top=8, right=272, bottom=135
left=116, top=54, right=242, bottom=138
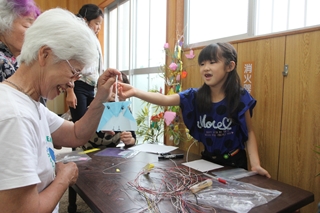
left=180, top=29, right=320, bottom=213
left=165, top=5, right=320, bottom=212
left=35, top=0, right=104, bottom=13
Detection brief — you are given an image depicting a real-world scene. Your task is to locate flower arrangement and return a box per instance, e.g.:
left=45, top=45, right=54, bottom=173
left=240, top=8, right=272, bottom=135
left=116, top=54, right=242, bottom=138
left=136, top=37, right=195, bottom=145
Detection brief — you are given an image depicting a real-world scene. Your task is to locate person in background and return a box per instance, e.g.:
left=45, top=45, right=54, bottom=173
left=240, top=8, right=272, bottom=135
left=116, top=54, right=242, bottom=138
left=0, top=8, right=121, bottom=213
left=66, top=3, right=103, bottom=124
left=83, top=72, right=136, bottom=150
left=118, top=42, right=271, bottom=178
left=0, top=0, right=47, bottom=105
left=64, top=5, right=104, bottom=212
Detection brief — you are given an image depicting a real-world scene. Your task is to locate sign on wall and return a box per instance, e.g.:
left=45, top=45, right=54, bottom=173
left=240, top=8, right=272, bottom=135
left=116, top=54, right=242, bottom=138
left=242, top=61, right=254, bottom=94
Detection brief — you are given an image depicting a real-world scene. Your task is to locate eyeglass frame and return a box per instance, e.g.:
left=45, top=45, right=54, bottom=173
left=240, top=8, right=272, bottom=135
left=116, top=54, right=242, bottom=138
left=65, top=60, right=82, bottom=78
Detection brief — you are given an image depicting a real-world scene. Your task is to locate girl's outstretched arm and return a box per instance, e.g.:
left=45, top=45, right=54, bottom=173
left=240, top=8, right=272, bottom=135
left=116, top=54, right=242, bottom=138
left=245, top=111, right=271, bottom=178
left=118, top=82, right=180, bottom=106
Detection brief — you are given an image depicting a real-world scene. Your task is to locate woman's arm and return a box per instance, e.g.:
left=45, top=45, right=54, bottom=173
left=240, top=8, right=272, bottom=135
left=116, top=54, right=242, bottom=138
left=0, top=162, right=78, bottom=213
left=245, top=111, right=271, bottom=178
left=52, top=68, right=121, bottom=148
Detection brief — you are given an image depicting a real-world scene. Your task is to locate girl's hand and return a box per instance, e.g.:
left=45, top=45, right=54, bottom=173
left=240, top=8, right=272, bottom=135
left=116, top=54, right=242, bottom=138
left=117, top=82, right=135, bottom=100
left=251, top=165, right=271, bottom=178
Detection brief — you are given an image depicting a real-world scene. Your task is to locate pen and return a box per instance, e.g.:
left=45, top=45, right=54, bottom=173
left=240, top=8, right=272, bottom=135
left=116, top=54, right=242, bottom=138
left=158, top=154, right=184, bottom=160
left=203, top=173, right=228, bottom=184
left=159, top=152, right=171, bottom=156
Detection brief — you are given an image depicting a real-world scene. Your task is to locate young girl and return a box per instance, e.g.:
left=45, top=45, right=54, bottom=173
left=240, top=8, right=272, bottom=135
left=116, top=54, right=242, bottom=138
left=66, top=4, right=103, bottom=121
left=119, top=42, right=270, bottom=178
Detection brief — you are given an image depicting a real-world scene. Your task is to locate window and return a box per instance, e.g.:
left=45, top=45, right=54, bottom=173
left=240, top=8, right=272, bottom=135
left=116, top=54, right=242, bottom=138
left=185, top=0, right=320, bottom=46
left=185, top=0, right=250, bottom=46
left=255, top=0, right=320, bottom=35
left=104, top=0, right=166, bottom=143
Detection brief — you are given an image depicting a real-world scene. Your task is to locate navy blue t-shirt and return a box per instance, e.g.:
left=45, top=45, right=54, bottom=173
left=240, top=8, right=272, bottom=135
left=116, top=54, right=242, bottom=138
left=179, top=88, right=256, bottom=155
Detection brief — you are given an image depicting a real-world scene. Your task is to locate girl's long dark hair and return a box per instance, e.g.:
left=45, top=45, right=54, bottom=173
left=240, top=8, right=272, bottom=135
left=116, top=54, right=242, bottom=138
left=76, top=4, right=103, bottom=22
left=196, top=43, right=242, bottom=119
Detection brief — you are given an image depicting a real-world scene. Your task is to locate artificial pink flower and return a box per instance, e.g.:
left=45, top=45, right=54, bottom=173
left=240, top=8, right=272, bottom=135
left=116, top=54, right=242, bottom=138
left=164, top=43, right=169, bottom=49
left=169, top=62, right=178, bottom=71
left=185, top=49, right=195, bottom=59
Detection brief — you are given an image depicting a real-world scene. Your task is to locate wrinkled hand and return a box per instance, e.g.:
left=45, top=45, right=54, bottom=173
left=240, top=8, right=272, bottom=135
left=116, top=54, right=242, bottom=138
left=117, top=82, right=135, bottom=100
left=66, top=89, right=77, bottom=109
left=95, top=68, right=122, bottom=103
left=55, top=162, right=79, bottom=186
left=251, top=165, right=271, bottom=178
left=120, top=131, right=135, bottom=146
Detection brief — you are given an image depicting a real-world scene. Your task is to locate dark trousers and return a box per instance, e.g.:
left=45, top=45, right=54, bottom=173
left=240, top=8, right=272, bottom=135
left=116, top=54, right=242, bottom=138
left=68, top=81, right=94, bottom=213
left=69, top=81, right=94, bottom=122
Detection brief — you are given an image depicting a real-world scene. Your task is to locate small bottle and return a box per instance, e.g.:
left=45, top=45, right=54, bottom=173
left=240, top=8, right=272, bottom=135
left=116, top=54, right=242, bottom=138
left=189, top=179, right=213, bottom=193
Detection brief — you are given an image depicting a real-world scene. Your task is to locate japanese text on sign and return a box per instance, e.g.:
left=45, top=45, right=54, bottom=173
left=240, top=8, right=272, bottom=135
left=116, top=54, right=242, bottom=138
left=243, top=62, right=254, bottom=94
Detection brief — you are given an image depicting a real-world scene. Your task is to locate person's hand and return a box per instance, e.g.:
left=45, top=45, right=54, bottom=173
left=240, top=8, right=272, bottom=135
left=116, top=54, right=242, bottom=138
left=66, top=88, right=77, bottom=109
left=120, top=131, right=135, bottom=146
left=55, top=162, right=79, bottom=186
left=117, top=82, right=135, bottom=100
left=251, top=165, right=271, bottom=178
left=95, top=68, right=122, bottom=103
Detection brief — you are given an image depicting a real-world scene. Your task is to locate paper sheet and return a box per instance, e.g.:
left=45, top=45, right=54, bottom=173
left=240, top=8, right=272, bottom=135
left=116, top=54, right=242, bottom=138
left=182, top=159, right=223, bottom=172
left=94, top=148, right=139, bottom=158
left=129, top=143, right=178, bottom=154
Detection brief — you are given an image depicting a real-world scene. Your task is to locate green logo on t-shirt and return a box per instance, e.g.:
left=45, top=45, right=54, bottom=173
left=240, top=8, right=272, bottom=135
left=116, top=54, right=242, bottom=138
left=46, top=136, right=52, bottom=142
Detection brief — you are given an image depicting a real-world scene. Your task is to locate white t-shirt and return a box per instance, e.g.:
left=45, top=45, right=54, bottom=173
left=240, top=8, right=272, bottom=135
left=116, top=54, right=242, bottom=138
left=0, top=84, right=64, bottom=213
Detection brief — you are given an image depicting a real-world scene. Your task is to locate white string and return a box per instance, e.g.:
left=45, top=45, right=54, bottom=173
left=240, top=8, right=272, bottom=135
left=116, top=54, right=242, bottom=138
left=115, top=75, right=119, bottom=102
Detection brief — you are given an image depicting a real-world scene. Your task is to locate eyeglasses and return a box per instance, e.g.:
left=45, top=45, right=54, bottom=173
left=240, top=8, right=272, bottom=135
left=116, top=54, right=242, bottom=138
left=65, top=60, right=81, bottom=78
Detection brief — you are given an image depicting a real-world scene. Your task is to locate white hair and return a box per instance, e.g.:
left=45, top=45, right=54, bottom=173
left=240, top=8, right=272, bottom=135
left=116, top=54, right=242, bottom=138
left=0, top=0, right=40, bottom=35
left=0, top=0, right=18, bottom=34
left=19, top=8, right=98, bottom=68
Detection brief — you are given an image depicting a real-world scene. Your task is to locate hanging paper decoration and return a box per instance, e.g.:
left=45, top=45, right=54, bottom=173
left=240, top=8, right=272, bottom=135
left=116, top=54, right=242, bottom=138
left=181, top=71, right=187, bottom=79
left=185, top=49, right=195, bottom=59
left=169, top=62, right=178, bottom=71
left=164, top=111, right=176, bottom=126
left=175, top=84, right=180, bottom=92
left=168, top=88, right=175, bottom=95
left=97, top=101, right=137, bottom=131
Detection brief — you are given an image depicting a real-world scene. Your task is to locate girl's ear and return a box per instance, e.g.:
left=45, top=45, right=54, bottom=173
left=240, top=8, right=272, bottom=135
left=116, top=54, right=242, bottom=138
left=227, top=61, right=236, bottom=72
